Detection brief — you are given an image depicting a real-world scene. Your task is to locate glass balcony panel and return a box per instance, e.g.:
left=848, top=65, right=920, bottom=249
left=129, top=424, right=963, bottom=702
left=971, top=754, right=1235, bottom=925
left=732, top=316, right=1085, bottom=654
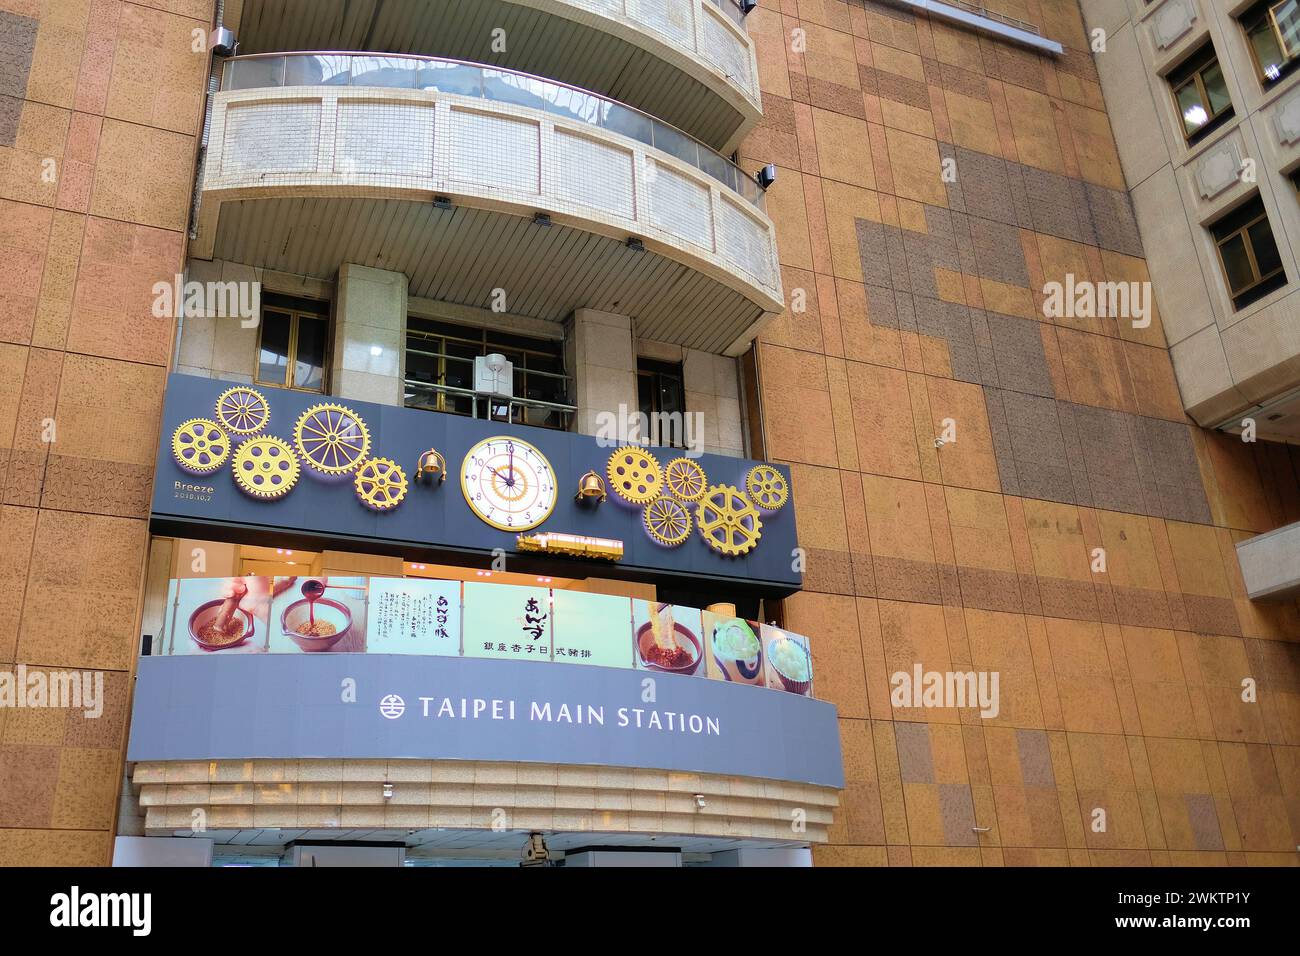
left=226, top=56, right=285, bottom=90
left=545, top=85, right=603, bottom=125
left=284, top=54, right=352, bottom=86
left=483, top=70, right=550, bottom=111
left=699, top=149, right=736, bottom=190
left=600, top=101, right=654, bottom=147
left=652, top=121, right=699, bottom=166
left=350, top=56, right=417, bottom=89
left=414, top=61, right=483, bottom=97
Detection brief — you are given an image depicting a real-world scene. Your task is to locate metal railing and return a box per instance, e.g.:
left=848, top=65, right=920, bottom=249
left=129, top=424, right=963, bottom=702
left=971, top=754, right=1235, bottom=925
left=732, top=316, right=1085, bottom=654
left=220, top=52, right=765, bottom=208
left=404, top=380, right=577, bottom=430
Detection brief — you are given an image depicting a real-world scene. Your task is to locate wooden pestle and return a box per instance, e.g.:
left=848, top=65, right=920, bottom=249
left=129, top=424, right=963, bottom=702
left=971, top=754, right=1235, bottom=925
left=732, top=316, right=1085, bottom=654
left=213, top=580, right=248, bottom=631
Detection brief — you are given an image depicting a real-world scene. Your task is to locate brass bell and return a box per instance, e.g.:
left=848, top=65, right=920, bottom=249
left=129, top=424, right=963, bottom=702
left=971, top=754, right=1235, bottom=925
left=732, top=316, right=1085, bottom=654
left=416, top=448, right=446, bottom=485
left=575, top=469, right=606, bottom=503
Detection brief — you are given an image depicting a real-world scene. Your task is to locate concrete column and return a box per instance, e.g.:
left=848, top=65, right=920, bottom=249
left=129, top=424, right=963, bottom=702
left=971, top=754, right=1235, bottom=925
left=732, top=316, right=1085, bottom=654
left=332, top=263, right=408, bottom=407
left=683, top=348, right=744, bottom=457
left=567, top=309, right=637, bottom=437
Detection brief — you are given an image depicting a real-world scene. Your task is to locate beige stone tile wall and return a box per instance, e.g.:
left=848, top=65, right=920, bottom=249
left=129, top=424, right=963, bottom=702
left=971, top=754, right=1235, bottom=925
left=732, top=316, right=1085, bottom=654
left=741, top=0, right=1300, bottom=866
left=0, top=0, right=214, bottom=866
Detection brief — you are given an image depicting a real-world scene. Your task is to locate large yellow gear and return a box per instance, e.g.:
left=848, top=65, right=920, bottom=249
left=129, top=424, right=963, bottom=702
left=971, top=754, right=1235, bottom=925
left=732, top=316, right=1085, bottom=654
left=745, top=464, right=789, bottom=512
left=606, top=446, right=662, bottom=505
left=643, top=496, right=692, bottom=547
left=293, top=402, right=370, bottom=476
left=354, top=457, right=408, bottom=511
left=214, top=386, right=269, bottom=436
left=663, top=456, right=708, bottom=502
left=232, top=435, right=300, bottom=499
left=695, top=484, right=762, bottom=556
left=172, top=418, right=230, bottom=475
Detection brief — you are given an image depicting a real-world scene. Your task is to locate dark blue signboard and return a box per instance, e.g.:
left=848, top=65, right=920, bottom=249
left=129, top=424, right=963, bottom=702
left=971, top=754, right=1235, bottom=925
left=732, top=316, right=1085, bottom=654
left=151, top=374, right=802, bottom=593
left=128, top=654, right=844, bottom=789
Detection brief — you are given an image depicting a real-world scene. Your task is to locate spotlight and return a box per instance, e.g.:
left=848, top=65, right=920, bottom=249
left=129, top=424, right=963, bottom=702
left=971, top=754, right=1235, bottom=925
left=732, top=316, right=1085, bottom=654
left=432, top=196, right=453, bottom=210
left=533, top=212, right=552, bottom=227
left=626, top=236, right=645, bottom=252
left=740, top=0, right=758, bottom=14
left=755, top=164, right=777, bottom=191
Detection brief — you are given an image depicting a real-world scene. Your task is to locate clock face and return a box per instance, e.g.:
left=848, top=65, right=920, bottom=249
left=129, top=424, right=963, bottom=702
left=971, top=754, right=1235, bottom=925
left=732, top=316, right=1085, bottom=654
left=460, top=436, right=558, bottom=531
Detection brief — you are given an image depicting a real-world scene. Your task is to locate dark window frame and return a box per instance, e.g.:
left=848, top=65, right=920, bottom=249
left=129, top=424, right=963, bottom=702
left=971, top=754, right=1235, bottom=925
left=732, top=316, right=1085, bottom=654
left=637, top=357, right=687, bottom=449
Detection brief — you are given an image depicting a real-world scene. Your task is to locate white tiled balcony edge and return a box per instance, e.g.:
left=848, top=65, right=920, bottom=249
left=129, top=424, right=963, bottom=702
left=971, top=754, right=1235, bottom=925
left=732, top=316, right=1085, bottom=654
left=195, top=85, right=784, bottom=325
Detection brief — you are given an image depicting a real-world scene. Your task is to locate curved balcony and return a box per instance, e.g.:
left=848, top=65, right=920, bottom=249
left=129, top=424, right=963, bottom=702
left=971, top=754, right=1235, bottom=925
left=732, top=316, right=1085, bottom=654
left=193, top=53, right=784, bottom=355
left=230, top=0, right=762, bottom=153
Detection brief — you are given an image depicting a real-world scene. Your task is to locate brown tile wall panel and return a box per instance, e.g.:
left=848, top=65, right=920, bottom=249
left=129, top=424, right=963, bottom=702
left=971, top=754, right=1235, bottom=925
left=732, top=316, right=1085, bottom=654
left=748, top=0, right=1300, bottom=866
left=0, top=0, right=213, bottom=864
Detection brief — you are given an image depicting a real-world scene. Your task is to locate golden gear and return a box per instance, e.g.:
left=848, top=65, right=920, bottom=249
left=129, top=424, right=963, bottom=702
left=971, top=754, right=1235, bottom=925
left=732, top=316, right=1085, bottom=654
left=643, top=497, right=692, bottom=547
left=214, top=386, right=270, bottom=436
left=293, top=402, right=371, bottom=476
left=745, top=464, right=789, bottom=512
left=171, top=418, right=231, bottom=475
left=232, top=435, right=300, bottom=499
left=695, top=484, right=762, bottom=556
left=354, top=457, right=408, bottom=511
left=605, top=446, right=662, bottom=505
left=663, top=457, right=708, bottom=502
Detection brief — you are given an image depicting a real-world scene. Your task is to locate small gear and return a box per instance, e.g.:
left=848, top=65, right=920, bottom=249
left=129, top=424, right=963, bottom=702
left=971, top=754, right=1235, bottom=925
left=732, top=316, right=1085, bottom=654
left=696, top=484, right=762, bottom=557
left=643, top=497, right=692, bottom=547
left=663, top=456, right=708, bottom=502
left=172, top=418, right=230, bottom=475
left=606, top=446, right=662, bottom=505
left=294, top=402, right=371, bottom=476
left=745, top=464, right=789, bottom=512
left=214, top=386, right=269, bottom=435
left=232, top=435, right=300, bottom=499
left=354, top=457, right=408, bottom=511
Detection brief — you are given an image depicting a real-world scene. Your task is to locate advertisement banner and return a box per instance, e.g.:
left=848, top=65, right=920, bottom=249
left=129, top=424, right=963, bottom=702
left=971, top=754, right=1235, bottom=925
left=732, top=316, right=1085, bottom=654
left=152, top=574, right=813, bottom=699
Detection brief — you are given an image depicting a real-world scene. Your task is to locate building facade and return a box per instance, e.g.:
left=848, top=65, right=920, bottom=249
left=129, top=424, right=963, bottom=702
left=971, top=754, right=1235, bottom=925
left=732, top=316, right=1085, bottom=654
left=0, top=0, right=1297, bottom=867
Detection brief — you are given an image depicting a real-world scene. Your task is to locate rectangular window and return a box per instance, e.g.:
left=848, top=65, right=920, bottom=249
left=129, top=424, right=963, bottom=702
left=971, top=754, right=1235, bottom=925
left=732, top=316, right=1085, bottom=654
left=255, top=294, right=329, bottom=392
left=1169, top=44, right=1234, bottom=143
left=1210, top=196, right=1287, bottom=310
left=1243, top=0, right=1300, bottom=86
left=637, top=358, right=686, bottom=448
left=405, top=317, right=569, bottom=429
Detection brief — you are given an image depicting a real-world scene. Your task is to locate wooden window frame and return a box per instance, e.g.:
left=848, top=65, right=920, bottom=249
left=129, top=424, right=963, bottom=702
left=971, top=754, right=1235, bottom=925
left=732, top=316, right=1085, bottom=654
left=1212, top=203, right=1285, bottom=308
left=1170, top=52, right=1233, bottom=143
left=254, top=301, right=330, bottom=393
left=1242, top=0, right=1300, bottom=85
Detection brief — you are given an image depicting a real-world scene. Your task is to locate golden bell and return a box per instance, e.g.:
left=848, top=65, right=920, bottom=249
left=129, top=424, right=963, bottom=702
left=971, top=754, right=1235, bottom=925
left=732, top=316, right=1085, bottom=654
left=575, top=469, right=606, bottom=503
left=416, top=448, right=446, bottom=485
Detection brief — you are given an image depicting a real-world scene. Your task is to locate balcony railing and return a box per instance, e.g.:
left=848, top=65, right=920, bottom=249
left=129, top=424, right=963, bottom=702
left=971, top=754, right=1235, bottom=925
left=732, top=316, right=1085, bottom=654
left=221, top=52, right=765, bottom=209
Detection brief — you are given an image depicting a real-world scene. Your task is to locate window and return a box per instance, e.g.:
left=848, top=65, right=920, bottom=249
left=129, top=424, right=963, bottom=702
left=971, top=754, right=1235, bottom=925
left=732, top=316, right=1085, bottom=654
left=255, top=294, right=329, bottom=392
left=1242, top=0, right=1300, bottom=86
left=637, top=358, right=686, bottom=448
left=404, top=317, right=569, bottom=429
left=1169, top=44, right=1234, bottom=143
left=1211, top=196, right=1287, bottom=310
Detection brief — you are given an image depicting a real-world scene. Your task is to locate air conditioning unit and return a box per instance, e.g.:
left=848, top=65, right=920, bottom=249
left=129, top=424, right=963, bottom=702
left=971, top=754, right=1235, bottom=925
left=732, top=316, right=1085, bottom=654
left=474, top=353, right=513, bottom=397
